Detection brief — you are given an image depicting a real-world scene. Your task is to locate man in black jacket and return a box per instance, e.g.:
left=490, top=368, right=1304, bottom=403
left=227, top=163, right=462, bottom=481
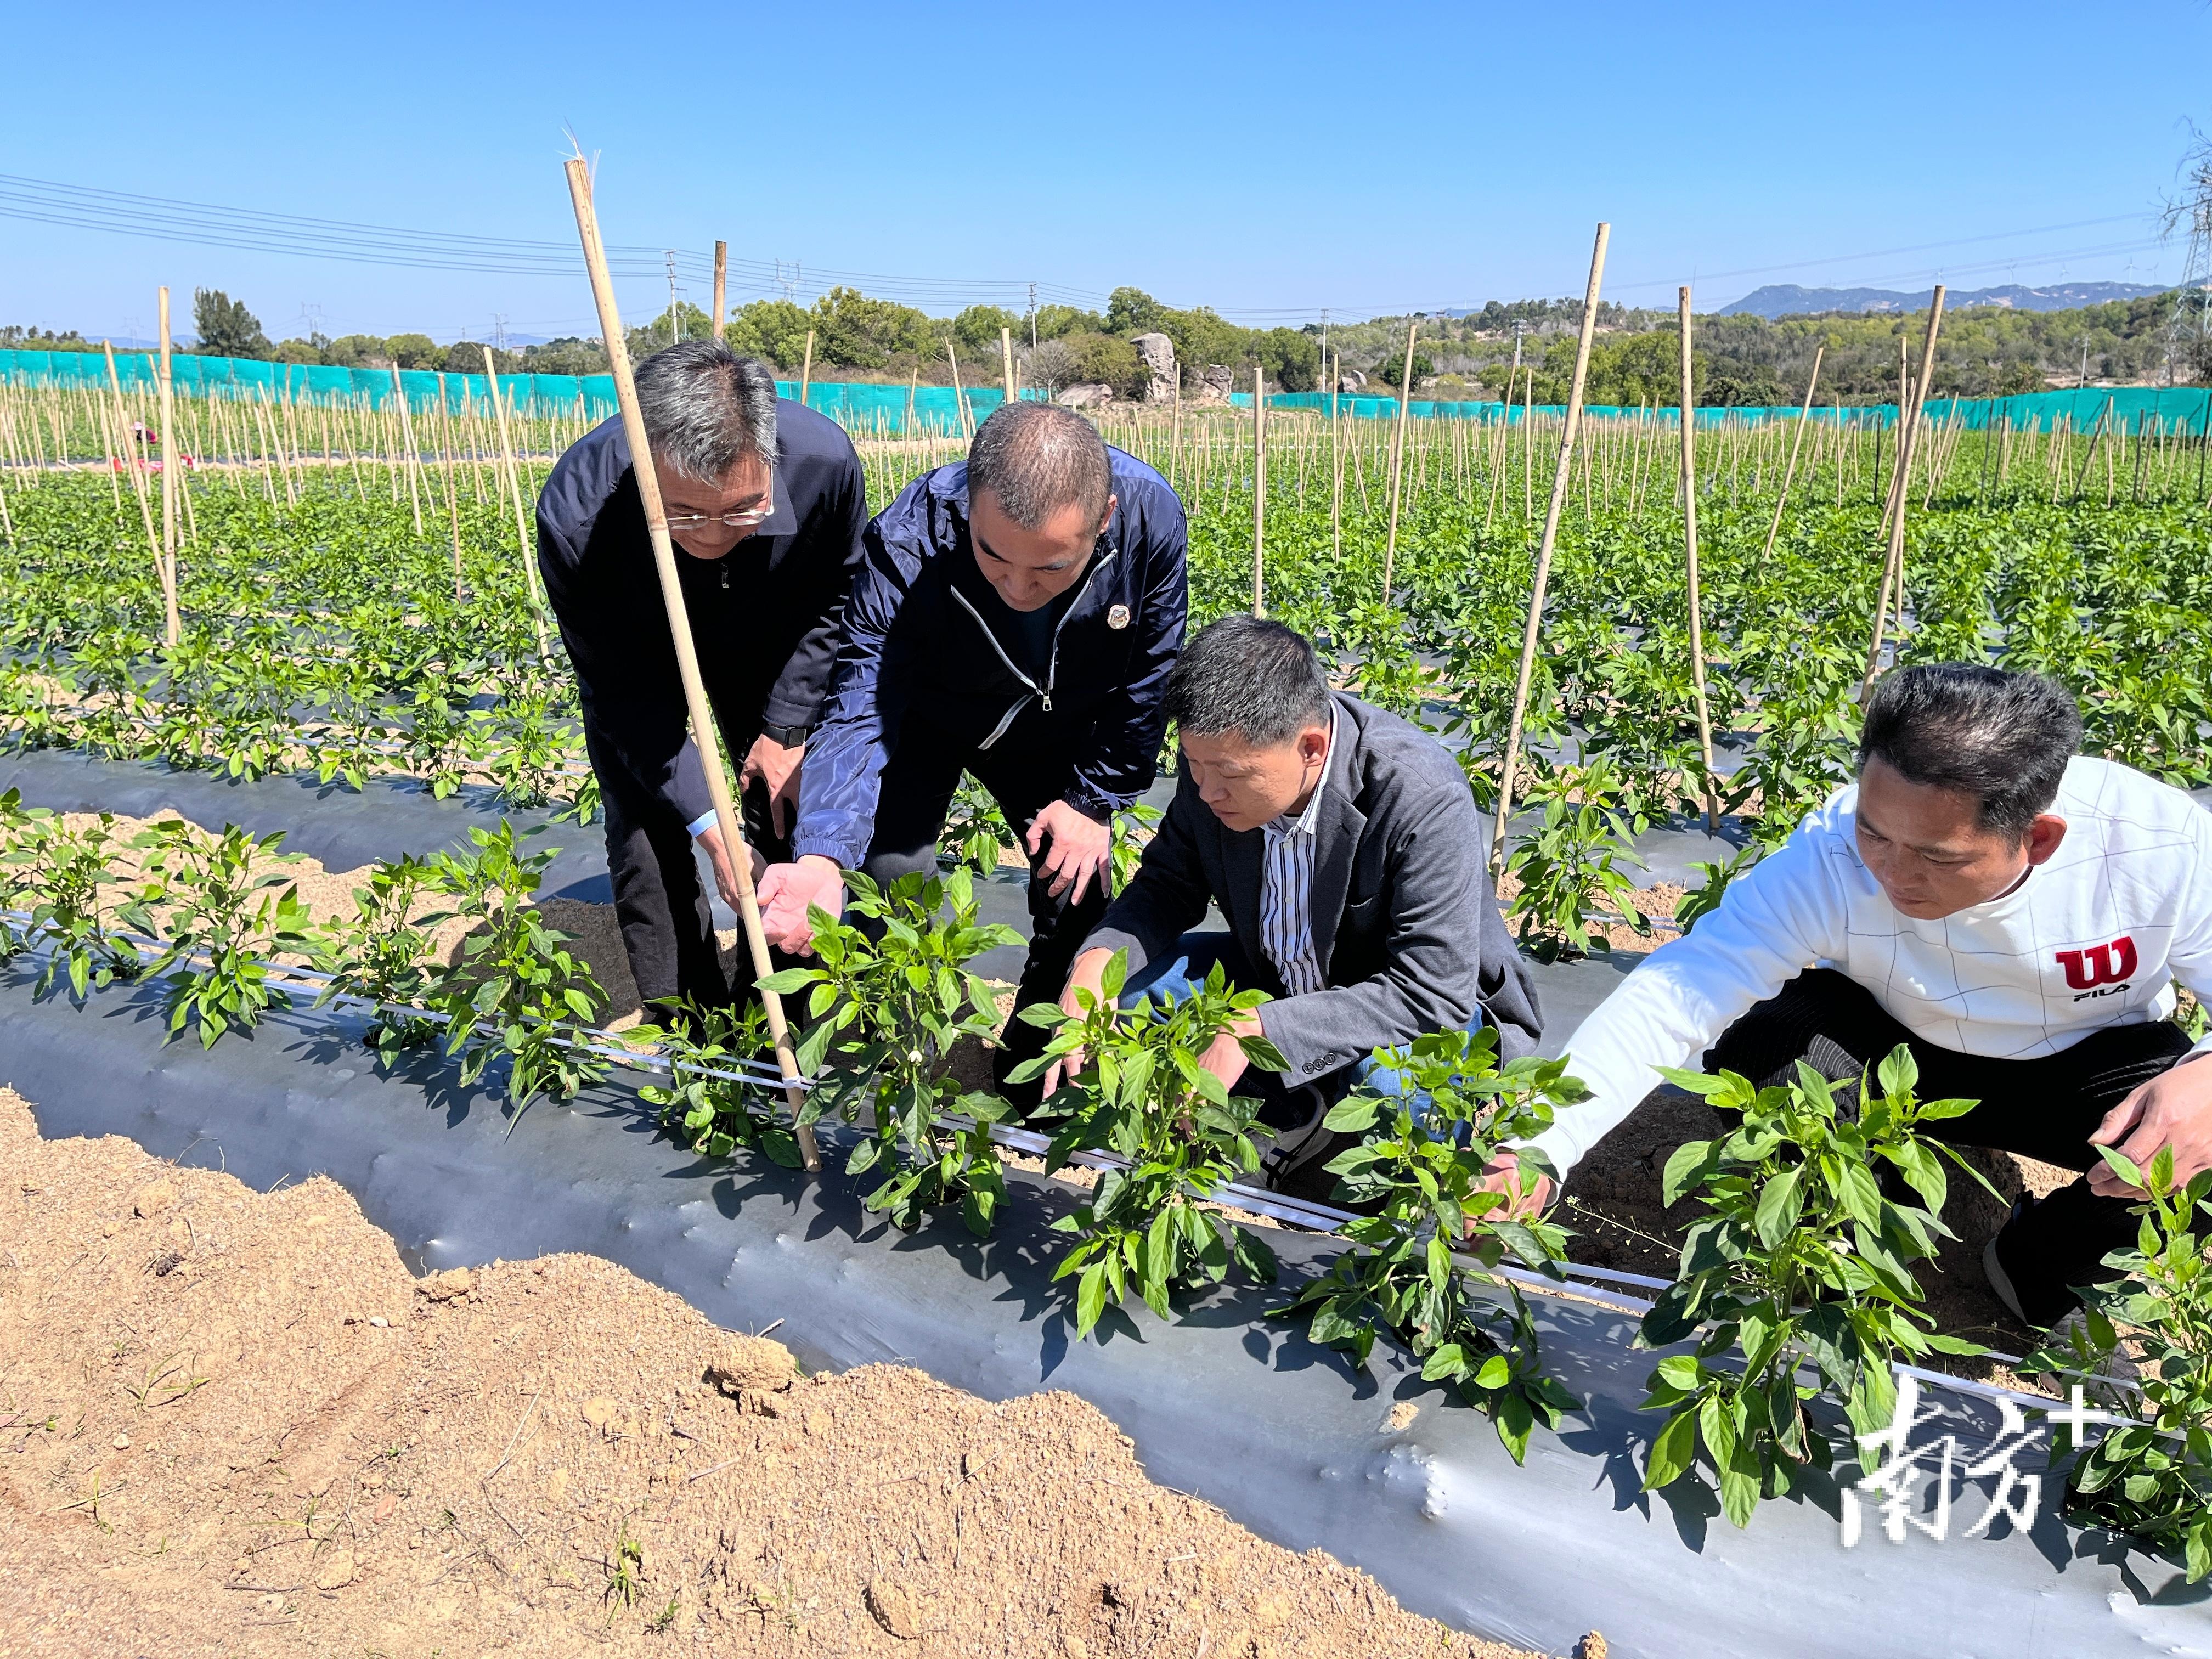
left=757, top=402, right=1188, bottom=1094
left=537, top=342, right=866, bottom=1017
left=1053, top=616, right=1542, bottom=1194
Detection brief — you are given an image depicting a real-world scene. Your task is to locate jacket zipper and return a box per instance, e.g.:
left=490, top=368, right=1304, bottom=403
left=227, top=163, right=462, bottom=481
left=949, top=586, right=1036, bottom=749
left=948, top=548, right=1119, bottom=746
left=1043, top=549, right=1116, bottom=714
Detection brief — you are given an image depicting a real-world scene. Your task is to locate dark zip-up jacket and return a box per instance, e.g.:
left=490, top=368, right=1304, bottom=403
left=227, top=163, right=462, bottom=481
left=793, top=447, right=1188, bottom=870
left=1085, top=693, right=1543, bottom=1082
left=535, top=405, right=867, bottom=823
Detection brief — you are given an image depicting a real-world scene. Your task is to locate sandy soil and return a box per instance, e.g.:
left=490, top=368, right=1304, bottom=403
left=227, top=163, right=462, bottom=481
left=0, top=1087, right=1561, bottom=1659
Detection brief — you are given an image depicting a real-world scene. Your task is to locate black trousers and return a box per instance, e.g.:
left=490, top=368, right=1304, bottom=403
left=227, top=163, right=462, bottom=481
left=1706, top=968, right=2194, bottom=1327
left=861, top=720, right=1112, bottom=1103
left=591, top=724, right=791, bottom=1014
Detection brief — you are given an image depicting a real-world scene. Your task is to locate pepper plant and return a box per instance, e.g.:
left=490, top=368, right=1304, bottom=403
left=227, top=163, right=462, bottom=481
left=311, top=851, right=447, bottom=1063
left=761, top=867, right=1019, bottom=1234
left=424, top=821, right=610, bottom=1121
left=1281, top=1026, right=1588, bottom=1462
left=128, top=818, right=313, bottom=1048
left=2023, top=1144, right=2212, bottom=1581
left=1635, top=1047, right=1995, bottom=1526
left=1011, top=952, right=1284, bottom=1340
left=0, top=793, right=145, bottom=1002
left=637, top=1000, right=805, bottom=1170
left=1674, top=845, right=1759, bottom=933
left=1502, top=758, right=1651, bottom=961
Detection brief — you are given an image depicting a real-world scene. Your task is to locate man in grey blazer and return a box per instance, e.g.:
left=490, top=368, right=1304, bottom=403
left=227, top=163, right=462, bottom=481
left=1049, top=614, right=1542, bottom=1195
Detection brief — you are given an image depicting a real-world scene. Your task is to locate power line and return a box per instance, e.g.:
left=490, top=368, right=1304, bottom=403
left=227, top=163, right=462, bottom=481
left=0, top=170, right=2176, bottom=331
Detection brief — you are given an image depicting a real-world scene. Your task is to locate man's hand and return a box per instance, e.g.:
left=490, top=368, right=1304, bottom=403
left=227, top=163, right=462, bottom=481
left=1474, top=1148, right=1555, bottom=1224
left=1198, top=1013, right=1265, bottom=1094
left=738, top=734, right=806, bottom=838
left=756, top=854, right=844, bottom=955
left=2089, top=1051, right=2212, bottom=1197
left=1040, top=947, right=1115, bottom=1096
left=1026, top=799, right=1112, bottom=906
left=696, top=821, right=767, bottom=912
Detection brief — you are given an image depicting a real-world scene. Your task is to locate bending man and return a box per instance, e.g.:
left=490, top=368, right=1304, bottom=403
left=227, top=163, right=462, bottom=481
left=1504, top=664, right=2212, bottom=1327
left=757, top=402, right=1187, bottom=1097
left=538, top=342, right=866, bottom=1019
left=1057, top=616, right=1541, bottom=1196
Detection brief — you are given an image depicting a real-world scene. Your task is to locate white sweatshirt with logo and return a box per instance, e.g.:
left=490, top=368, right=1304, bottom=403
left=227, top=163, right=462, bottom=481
left=1528, top=757, right=2212, bottom=1179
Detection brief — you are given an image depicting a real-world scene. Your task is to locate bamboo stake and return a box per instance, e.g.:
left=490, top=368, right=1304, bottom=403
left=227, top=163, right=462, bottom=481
left=799, top=330, right=815, bottom=408
left=1522, top=365, right=1536, bottom=521
left=101, top=342, right=171, bottom=630
left=155, top=291, right=182, bottom=646
left=97, top=399, right=126, bottom=513
left=1000, top=325, right=1018, bottom=407
left=1329, top=351, right=1344, bottom=561
left=1382, top=318, right=1418, bottom=598
left=563, top=154, right=819, bottom=1171
left=1759, top=344, right=1824, bottom=561
left=944, top=337, right=971, bottom=442
left=1678, top=288, right=1719, bottom=832
left=1858, top=287, right=1945, bottom=703
left=1489, top=223, right=1610, bottom=873
left=711, top=241, right=727, bottom=343
left=389, top=365, right=426, bottom=535
left=437, top=374, right=466, bottom=600
left=481, top=346, right=551, bottom=658
left=1251, top=364, right=1266, bottom=616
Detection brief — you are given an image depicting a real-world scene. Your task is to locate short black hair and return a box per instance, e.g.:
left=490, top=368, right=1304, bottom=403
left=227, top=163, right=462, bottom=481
left=1165, top=616, right=1333, bottom=747
left=966, top=402, right=1112, bottom=529
left=1858, top=664, right=2081, bottom=839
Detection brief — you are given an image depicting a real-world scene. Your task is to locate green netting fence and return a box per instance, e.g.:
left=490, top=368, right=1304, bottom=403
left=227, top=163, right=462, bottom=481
left=1254, top=386, right=2212, bottom=433
left=5, top=348, right=2208, bottom=436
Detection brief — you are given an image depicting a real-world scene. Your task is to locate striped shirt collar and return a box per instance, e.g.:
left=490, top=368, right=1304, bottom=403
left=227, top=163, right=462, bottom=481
left=1264, top=706, right=1339, bottom=843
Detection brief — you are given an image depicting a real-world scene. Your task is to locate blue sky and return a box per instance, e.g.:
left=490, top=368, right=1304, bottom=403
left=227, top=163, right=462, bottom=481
left=3, top=0, right=2207, bottom=343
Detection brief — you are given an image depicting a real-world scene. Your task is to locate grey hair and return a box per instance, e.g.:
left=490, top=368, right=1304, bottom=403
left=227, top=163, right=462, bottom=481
left=966, top=402, right=1111, bottom=529
left=1165, top=615, right=1331, bottom=747
left=633, top=341, right=778, bottom=482
left=1857, top=663, right=2082, bottom=839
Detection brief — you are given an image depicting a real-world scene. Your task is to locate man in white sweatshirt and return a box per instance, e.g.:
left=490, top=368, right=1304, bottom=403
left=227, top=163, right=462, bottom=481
left=1492, top=663, right=2212, bottom=1328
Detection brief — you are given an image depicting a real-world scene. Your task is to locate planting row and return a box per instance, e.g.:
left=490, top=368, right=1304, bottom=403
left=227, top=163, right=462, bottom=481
left=3, top=789, right=2205, bottom=1576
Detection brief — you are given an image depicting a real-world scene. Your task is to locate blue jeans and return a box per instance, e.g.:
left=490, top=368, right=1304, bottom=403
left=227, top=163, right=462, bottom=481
left=1119, top=931, right=1483, bottom=1136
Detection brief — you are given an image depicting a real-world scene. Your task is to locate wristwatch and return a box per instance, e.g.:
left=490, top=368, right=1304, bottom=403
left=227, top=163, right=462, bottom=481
left=760, top=721, right=813, bottom=748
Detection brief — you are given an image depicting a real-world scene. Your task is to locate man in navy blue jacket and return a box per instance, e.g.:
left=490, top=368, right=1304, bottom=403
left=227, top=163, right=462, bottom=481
left=537, top=343, right=866, bottom=1017
left=758, top=401, right=1188, bottom=1095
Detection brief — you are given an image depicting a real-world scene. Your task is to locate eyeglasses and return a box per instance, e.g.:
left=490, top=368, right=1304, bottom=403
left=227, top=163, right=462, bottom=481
left=665, top=502, right=774, bottom=531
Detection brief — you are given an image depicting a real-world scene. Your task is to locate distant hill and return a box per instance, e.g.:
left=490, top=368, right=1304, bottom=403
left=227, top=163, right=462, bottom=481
left=1718, top=280, right=2174, bottom=319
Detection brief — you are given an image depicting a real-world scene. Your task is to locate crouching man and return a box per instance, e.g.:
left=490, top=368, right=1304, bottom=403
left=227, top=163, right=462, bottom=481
left=755, top=402, right=1188, bottom=1098
left=1052, top=615, right=1542, bottom=1197
left=1497, top=664, right=2212, bottom=1327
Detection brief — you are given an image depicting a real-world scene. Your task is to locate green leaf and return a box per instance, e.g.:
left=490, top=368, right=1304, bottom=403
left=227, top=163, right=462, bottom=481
left=1753, top=1168, right=1804, bottom=1250
left=1661, top=1139, right=1716, bottom=1206
left=1420, top=1343, right=1467, bottom=1383
left=1474, top=1355, right=1512, bottom=1390
left=1655, top=1353, right=1702, bottom=1392
left=1232, top=1226, right=1278, bottom=1285
left=1643, top=1407, right=1697, bottom=1492
left=1075, top=1260, right=1108, bottom=1338
left=1323, top=1095, right=1382, bottom=1133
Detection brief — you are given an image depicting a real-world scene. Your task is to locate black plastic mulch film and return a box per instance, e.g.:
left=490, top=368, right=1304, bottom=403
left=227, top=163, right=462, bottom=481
left=1, top=749, right=2204, bottom=1658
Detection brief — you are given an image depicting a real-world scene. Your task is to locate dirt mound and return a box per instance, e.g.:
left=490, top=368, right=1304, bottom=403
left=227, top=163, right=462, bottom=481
left=0, top=1087, right=1548, bottom=1658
